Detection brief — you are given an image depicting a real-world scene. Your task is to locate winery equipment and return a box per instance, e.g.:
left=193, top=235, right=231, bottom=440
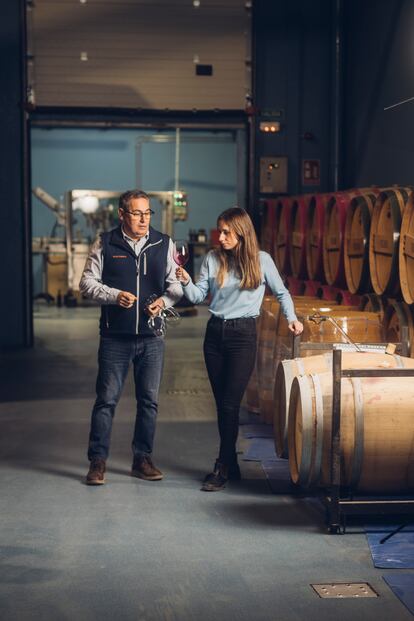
left=32, top=187, right=188, bottom=301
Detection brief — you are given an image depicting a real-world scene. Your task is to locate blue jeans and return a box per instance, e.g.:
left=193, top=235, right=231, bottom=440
left=88, top=335, right=165, bottom=461
left=203, top=316, right=257, bottom=465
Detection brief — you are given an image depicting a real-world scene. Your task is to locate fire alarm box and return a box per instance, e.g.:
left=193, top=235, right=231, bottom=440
left=259, top=157, right=288, bottom=194
left=302, top=159, right=320, bottom=186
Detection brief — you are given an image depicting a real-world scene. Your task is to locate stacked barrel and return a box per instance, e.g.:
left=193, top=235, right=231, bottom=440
left=249, top=185, right=414, bottom=495
left=247, top=294, right=385, bottom=427
left=259, top=186, right=414, bottom=355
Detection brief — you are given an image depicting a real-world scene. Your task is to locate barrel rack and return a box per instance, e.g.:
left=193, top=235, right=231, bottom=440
left=292, top=326, right=414, bottom=534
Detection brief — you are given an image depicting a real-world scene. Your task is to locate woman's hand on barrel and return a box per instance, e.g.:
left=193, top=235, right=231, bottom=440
left=288, top=320, right=304, bottom=336
left=176, top=266, right=191, bottom=285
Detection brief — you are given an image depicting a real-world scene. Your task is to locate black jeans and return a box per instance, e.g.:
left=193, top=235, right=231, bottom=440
left=203, top=316, right=257, bottom=465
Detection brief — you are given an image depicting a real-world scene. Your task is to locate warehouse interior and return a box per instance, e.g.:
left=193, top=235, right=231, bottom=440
left=1, top=1, right=414, bottom=620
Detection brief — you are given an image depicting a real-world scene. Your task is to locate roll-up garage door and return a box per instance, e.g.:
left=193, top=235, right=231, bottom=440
left=28, top=0, right=251, bottom=110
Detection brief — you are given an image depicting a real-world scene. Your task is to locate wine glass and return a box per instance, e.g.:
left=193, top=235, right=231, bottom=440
left=173, top=240, right=189, bottom=267
left=145, top=294, right=165, bottom=336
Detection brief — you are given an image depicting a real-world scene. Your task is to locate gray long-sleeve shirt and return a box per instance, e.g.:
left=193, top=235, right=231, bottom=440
left=79, top=228, right=183, bottom=308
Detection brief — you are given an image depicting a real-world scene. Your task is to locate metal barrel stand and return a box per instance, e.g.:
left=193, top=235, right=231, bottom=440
left=291, top=326, right=414, bottom=533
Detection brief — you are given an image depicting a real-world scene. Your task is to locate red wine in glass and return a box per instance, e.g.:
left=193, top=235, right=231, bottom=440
left=173, top=241, right=189, bottom=266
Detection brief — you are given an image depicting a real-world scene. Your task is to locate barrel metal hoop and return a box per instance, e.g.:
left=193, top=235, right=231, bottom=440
left=296, top=358, right=305, bottom=375
left=279, top=362, right=295, bottom=458
left=309, top=373, right=324, bottom=487
left=296, top=375, right=313, bottom=486
left=350, top=377, right=364, bottom=489
left=323, top=352, right=333, bottom=370
left=280, top=358, right=303, bottom=457
left=394, top=354, right=404, bottom=368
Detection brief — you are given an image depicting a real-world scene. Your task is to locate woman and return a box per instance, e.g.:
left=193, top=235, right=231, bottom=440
left=176, top=207, right=303, bottom=491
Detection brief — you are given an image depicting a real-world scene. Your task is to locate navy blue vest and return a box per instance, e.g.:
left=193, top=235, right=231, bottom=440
left=100, top=226, right=170, bottom=336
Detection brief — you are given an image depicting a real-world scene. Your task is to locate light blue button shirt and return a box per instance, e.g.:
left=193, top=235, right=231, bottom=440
left=182, top=250, right=297, bottom=322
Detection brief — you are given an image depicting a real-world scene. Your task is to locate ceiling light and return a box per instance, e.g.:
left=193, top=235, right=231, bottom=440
left=260, top=121, right=281, bottom=133
left=73, top=196, right=99, bottom=214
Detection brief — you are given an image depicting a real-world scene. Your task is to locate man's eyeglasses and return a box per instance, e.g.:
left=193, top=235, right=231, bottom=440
left=122, top=208, right=154, bottom=220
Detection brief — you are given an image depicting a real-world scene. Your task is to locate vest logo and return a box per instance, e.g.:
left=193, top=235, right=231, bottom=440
left=112, top=255, right=128, bottom=259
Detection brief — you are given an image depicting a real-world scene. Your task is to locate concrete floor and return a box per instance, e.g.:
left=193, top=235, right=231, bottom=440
left=0, top=305, right=413, bottom=621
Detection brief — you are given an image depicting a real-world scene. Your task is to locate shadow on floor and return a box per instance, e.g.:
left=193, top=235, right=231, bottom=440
left=217, top=499, right=326, bottom=532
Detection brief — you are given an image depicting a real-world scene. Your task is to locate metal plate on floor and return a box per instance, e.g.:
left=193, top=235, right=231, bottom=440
left=311, top=583, right=379, bottom=598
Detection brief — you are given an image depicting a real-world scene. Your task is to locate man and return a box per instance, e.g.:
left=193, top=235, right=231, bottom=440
left=80, top=189, right=182, bottom=485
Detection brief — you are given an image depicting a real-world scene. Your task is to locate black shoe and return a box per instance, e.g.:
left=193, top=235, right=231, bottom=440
left=201, top=461, right=228, bottom=492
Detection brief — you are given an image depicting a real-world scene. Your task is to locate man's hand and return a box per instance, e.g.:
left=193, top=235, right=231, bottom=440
left=117, top=291, right=137, bottom=308
left=146, top=297, right=166, bottom=317
left=175, top=267, right=190, bottom=285
left=288, top=320, right=304, bottom=336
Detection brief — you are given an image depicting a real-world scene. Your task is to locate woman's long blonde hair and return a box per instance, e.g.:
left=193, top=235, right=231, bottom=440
left=215, top=207, right=262, bottom=289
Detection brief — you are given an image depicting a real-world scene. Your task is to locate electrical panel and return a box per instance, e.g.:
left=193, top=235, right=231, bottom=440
left=173, top=191, right=188, bottom=221
left=259, top=157, right=288, bottom=194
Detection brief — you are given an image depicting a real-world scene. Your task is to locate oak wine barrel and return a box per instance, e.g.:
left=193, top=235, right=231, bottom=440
left=336, top=290, right=362, bottom=306
left=288, top=371, right=414, bottom=493
left=358, top=293, right=387, bottom=318
left=257, top=298, right=282, bottom=422
left=306, top=194, right=328, bottom=281
left=399, top=193, right=414, bottom=304
left=273, top=309, right=384, bottom=455
left=256, top=297, right=339, bottom=423
left=285, top=276, right=306, bottom=295
left=323, top=191, right=354, bottom=288
left=302, top=280, right=322, bottom=297
left=344, top=192, right=377, bottom=293
left=245, top=295, right=274, bottom=414
left=274, top=350, right=414, bottom=458
left=369, top=187, right=412, bottom=296
left=317, top=284, right=341, bottom=301
left=382, top=299, right=414, bottom=357
left=289, top=196, right=309, bottom=279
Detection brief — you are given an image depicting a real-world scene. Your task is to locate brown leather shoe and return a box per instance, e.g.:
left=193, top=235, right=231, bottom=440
left=86, top=458, right=106, bottom=485
left=131, top=456, right=163, bottom=481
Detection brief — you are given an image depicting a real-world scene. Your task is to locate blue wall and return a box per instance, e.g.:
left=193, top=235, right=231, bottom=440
left=343, top=0, right=414, bottom=188
left=253, top=0, right=414, bottom=197
left=253, top=0, right=332, bottom=195
left=31, top=127, right=243, bottom=294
